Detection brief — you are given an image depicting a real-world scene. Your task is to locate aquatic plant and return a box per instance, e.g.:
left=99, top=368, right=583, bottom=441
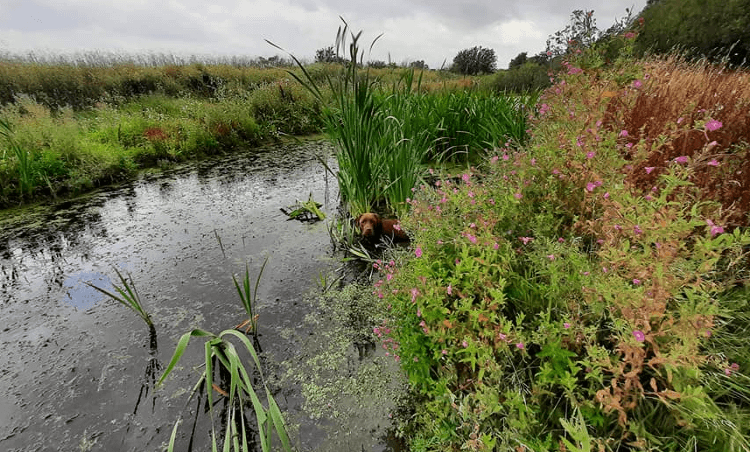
left=281, top=193, right=326, bottom=221
left=86, top=268, right=154, bottom=330
left=0, top=117, right=33, bottom=199
left=232, top=257, right=269, bottom=340
left=159, top=328, right=292, bottom=452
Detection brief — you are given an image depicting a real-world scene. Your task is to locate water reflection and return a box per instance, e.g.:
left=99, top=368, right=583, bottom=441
left=0, top=140, right=350, bottom=452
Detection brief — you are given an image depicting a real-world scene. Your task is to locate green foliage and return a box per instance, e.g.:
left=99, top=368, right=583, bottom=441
left=375, top=43, right=750, bottom=451
left=232, top=257, right=269, bottom=340
left=452, top=46, right=497, bottom=75
left=0, top=116, right=34, bottom=199
left=546, top=10, right=601, bottom=57
left=160, top=328, right=293, bottom=452
left=636, top=0, right=750, bottom=66
left=86, top=268, right=154, bottom=329
left=492, top=63, right=552, bottom=94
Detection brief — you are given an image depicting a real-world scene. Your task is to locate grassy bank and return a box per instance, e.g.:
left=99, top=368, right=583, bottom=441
left=374, top=52, right=750, bottom=451
left=0, top=58, right=497, bottom=209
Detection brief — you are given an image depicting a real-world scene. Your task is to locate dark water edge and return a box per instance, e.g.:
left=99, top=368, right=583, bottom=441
left=0, top=140, right=405, bottom=452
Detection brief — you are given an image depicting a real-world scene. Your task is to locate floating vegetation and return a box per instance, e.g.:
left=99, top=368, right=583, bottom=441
left=280, top=193, right=326, bottom=222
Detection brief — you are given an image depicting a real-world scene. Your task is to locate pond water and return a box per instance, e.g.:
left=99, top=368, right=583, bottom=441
left=0, top=140, right=403, bottom=452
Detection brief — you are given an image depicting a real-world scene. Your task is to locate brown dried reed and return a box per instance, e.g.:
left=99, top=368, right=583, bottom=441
left=607, top=57, right=750, bottom=225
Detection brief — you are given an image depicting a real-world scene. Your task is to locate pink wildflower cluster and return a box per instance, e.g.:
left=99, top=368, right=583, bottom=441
left=374, top=321, right=400, bottom=361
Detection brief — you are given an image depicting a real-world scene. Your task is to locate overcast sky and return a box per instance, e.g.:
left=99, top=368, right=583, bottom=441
left=0, top=0, right=647, bottom=69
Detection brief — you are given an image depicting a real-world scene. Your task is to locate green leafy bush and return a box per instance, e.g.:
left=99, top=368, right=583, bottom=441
left=376, top=47, right=750, bottom=452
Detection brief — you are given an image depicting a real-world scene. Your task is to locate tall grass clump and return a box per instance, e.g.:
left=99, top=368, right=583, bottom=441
left=372, top=35, right=750, bottom=452
left=0, top=116, right=33, bottom=199
left=159, top=328, right=293, bottom=452
left=272, top=21, right=533, bottom=217
left=269, top=21, right=422, bottom=216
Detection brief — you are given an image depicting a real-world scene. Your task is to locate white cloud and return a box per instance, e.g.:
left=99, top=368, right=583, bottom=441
left=0, top=0, right=648, bottom=68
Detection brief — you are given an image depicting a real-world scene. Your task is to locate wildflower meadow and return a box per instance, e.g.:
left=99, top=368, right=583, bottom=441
left=374, top=45, right=750, bottom=451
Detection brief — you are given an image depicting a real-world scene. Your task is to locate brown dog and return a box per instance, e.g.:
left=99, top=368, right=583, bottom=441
left=356, top=213, right=409, bottom=241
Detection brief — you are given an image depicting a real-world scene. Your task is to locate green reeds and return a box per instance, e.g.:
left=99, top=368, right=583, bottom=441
left=0, top=117, right=33, bottom=199
left=86, top=268, right=153, bottom=329
left=270, top=22, right=533, bottom=218
left=232, top=257, right=269, bottom=339
left=159, top=328, right=292, bottom=452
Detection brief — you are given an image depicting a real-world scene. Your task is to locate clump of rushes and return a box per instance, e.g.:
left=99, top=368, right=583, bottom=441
left=0, top=117, right=33, bottom=199
left=232, top=257, right=269, bottom=340
left=87, top=268, right=153, bottom=330
left=270, top=21, right=534, bottom=218
left=159, top=328, right=292, bottom=452
left=269, top=20, right=400, bottom=216
left=375, top=37, right=750, bottom=452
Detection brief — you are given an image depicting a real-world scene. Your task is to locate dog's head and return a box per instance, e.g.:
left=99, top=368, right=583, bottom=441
left=356, top=212, right=380, bottom=237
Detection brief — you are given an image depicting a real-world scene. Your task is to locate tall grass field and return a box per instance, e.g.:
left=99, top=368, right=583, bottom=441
left=0, top=51, right=519, bottom=209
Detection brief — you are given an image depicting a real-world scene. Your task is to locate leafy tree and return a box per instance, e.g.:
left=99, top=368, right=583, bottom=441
left=451, top=46, right=497, bottom=75
left=635, top=0, right=750, bottom=66
left=368, top=60, right=387, bottom=69
left=409, top=60, right=429, bottom=70
left=314, top=46, right=346, bottom=64
left=546, top=10, right=600, bottom=57
left=508, top=52, right=528, bottom=69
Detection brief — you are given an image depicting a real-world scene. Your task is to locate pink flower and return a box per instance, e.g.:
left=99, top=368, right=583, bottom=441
left=707, top=159, right=720, bottom=167
left=645, top=166, right=655, bottom=174
left=447, top=284, right=452, bottom=295
left=502, top=154, right=510, bottom=161
left=462, top=340, right=469, bottom=348
left=586, top=182, right=596, bottom=192
left=705, top=119, right=723, bottom=131
left=632, top=79, right=642, bottom=89
left=620, top=130, right=629, bottom=138
left=564, top=322, right=571, bottom=329
left=516, top=342, right=525, bottom=349
left=493, top=242, right=499, bottom=250
left=415, top=247, right=423, bottom=258
left=633, top=330, right=645, bottom=342
left=706, top=219, right=724, bottom=236
left=442, top=349, right=448, bottom=355
left=519, top=236, right=533, bottom=245
left=586, top=151, right=595, bottom=159
left=410, top=288, right=419, bottom=303
left=603, top=192, right=610, bottom=199
left=462, top=173, right=471, bottom=184
left=633, top=278, right=641, bottom=285
left=673, top=156, right=689, bottom=164
left=514, top=192, right=523, bottom=200
left=547, top=254, right=555, bottom=260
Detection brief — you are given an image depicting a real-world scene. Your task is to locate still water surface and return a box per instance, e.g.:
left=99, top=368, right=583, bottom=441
left=0, top=140, right=400, bottom=452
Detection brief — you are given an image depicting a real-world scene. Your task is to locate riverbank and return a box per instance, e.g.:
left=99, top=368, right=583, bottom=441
left=0, top=61, right=494, bottom=210
left=377, top=55, right=750, bottom=451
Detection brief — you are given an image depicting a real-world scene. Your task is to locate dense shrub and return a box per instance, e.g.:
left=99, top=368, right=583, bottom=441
left=636, top=0, right=750, bottom=66
left=491, top=63, right=552, bottom=93
left=376, top=47, right=750, bottom=452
